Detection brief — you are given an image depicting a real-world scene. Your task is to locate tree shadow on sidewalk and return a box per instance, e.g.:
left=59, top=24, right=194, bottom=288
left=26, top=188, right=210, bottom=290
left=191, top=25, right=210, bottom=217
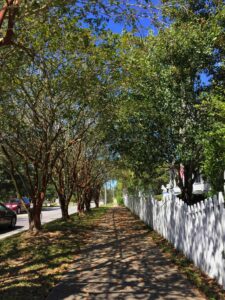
left=47, top=207, right=205, bottom=300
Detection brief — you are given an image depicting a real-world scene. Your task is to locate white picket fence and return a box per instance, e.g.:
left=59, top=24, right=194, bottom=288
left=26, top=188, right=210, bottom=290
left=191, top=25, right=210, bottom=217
left=124, top=191, right=225, bottom=288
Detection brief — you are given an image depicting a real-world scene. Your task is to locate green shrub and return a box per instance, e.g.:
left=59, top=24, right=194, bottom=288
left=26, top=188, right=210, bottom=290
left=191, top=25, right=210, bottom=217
left=116, top=196, right=124, bottom=206
left=154, top=194, right=163, bottom=201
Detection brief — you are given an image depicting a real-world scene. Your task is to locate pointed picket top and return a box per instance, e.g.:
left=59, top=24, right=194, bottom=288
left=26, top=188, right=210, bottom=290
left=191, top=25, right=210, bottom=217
left=200, top=201, right=205, bottom=211
left=218, top=192, right=224, bottom=206
left=207, top=198, right=214, bottom=209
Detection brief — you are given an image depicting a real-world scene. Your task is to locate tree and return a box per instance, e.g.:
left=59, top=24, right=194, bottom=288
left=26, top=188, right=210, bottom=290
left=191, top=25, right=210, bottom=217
left=0, top=4, right=125, bottom=227
left=160, top=0, right=225, bottom=197
left=0, top=0, right=19, bottom=46
left=0, top=0, right=152, bottom=48
left=0, top=61, right=70, bottom=230
left=74, top=133, right=113, bottom=214
left=107, top=3, right=224, bottom=203
left=0, top=18, right=102, bottom=230
left=52, top=120, right=96, bottom=220
left=0, top=152, right=29, bottom=200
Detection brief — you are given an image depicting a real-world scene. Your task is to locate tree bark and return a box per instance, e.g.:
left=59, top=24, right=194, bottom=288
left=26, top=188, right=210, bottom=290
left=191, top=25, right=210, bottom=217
left=95, top=200, right=99, bottom=208
left=59, top=193, right=70, bottom=220
left=28, top=204, right=42, bottom=232
left=0, top=0, right=19, bottom=47
left=93, top=186, right=100, bottom=208
left=77, top=196, right=85, bottom=214
left=84, top=189, right=92, bottom=212
left=178, top=164, right=196, bottom=205
left=85, top=199, right=91, bottom=211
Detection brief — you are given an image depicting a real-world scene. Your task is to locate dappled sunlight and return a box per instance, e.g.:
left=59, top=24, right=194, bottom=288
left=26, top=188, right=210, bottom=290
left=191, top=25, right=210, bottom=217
left=0, top=208, right=108, bottom=300
left=47, top=207, right=205, bottom=300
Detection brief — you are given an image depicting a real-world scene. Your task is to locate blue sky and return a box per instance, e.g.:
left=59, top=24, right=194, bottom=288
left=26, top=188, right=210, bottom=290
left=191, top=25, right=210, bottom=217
left=104, top=180, right=117, bottom=189
left=106, top=17, right=158, bottom=36
left=105, top=0, right=161, bottom=36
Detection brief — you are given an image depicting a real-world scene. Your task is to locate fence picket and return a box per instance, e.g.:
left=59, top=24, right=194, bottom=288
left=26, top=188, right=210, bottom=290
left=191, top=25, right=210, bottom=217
left=124, top=191, right=225, bottom=288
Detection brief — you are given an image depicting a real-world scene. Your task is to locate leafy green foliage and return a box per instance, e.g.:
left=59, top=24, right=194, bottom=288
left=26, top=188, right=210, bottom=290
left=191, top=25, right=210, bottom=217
left=106, top=2, right=225, bottom=199
left=1, top=0, right=225, bottom=217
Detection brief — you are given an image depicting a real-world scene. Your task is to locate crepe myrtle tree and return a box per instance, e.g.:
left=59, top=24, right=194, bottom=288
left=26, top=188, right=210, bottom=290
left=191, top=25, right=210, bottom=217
left=0, top=9, right=117, bottom=229
left=52, top=143, right=80, bottom=220
left=51, top=118, right=97, bottom=220
left=72, top=137, right=112, bottom=214
left=78, top=156, right=107, bottom=213
left=0, top=0, right=153, bottom=49
left=75, top=162, right=107, bottom=214
left=0, top=0, right=19, bottom=46
left=0, top=58, right=83, bottom=231
left=0, top=124, right=64, bottom=232
left=52, top=138, right=104, bottom=217
left=0, top=112, right=65, bottom=232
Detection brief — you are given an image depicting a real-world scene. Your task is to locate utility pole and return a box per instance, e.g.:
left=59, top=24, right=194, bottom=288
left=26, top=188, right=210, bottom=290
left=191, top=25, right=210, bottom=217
left=104, top=184, right=107, bottom=205
left=112, top=185, right=115, bottom=200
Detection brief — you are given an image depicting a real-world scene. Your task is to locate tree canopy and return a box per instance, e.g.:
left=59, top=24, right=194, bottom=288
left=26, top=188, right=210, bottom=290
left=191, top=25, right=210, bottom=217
left=0, top=0, right=225, bottom=230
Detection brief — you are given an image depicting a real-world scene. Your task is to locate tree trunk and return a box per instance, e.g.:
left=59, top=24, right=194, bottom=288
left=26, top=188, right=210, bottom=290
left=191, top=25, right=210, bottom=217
left=84, top=189, right=92, bottom=212
left=93, top=187, right=100, bottom=208
left=59, top=193, right=70, bottom=220
left=77, top=197, right=85, bottom=214
left=183, top=177, right=193, bottom=205
left=178, top=164, right=194, bottom=205
left=28, top=204, right=42, bottom=232
left=95, top=200, right=99, bottom=208
left=85, top=199, right=91, bottom=211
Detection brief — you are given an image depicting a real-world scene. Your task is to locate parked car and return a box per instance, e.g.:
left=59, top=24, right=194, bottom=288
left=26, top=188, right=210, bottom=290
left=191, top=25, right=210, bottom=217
left=5, top=197, right=30, bottom=214
left=0, top=202, right=17, bottom=228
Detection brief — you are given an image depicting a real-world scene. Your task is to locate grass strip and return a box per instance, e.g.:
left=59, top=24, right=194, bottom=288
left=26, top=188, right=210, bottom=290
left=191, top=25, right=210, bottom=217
left=0, top=206, right=110, bottom=300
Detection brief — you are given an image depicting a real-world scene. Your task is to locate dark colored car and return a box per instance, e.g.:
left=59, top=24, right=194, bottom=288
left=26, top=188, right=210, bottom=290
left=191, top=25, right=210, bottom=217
left=5, top=197, right=30, bottom=214
left=0, top=202, right=17, bottom=228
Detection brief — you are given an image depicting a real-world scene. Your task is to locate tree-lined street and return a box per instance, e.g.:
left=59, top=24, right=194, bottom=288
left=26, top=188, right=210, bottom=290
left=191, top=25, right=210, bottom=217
left=0, top=1, right=225, bottom=299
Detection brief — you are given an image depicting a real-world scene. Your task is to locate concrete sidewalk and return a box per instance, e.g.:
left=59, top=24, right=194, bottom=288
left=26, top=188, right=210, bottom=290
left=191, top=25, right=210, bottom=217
left=46, top=207, right=206, bottom=300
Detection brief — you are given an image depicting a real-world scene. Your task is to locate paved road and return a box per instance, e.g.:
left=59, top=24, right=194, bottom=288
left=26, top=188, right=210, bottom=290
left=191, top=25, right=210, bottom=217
left=0, top=205, right=77, bottom=240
